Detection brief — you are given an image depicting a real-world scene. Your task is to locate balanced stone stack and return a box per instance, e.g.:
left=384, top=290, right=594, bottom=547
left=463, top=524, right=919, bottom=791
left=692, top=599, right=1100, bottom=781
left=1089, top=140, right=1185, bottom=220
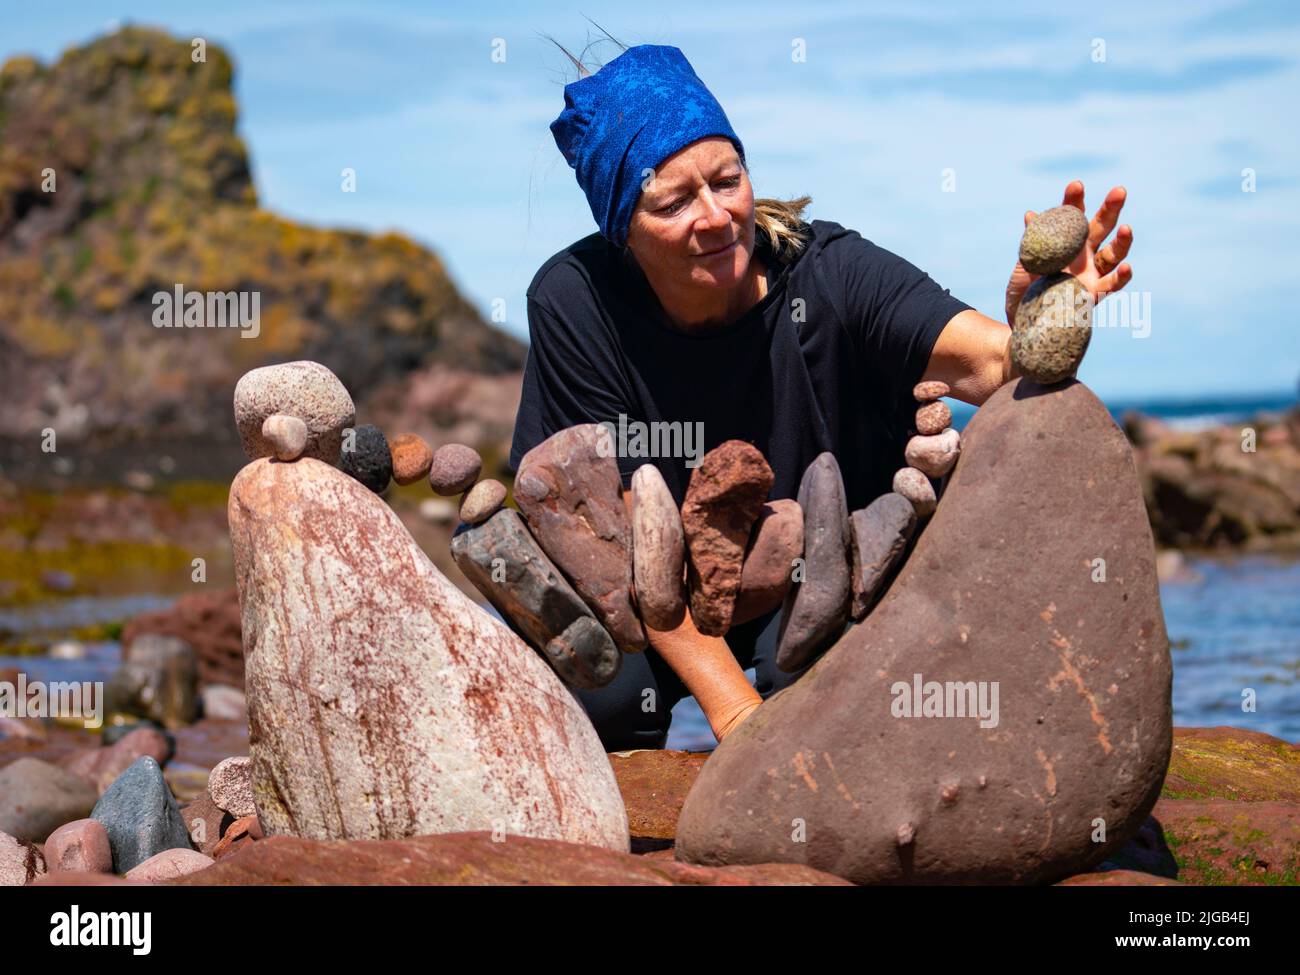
left=228, top=365, right=629, bottom=849
left=1013, top=205, right=1093, bottom=384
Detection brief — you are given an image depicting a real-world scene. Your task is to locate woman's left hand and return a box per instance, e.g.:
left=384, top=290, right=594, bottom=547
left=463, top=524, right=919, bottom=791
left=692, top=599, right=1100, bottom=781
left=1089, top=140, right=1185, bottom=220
left=1005, top=180, right=1134, bottom=326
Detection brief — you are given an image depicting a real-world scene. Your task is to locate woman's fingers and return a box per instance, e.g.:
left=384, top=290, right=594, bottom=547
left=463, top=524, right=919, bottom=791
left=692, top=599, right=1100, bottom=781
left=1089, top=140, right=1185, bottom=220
left=1093, top=224, right=1133, bottom=276
left=1094, top=262, right=1133, bottom=298
left=1062, top=180, right=1086, bottom=211
left=1089, top=186, right=1127, bottom=250
left=1024, top=208, right=1037, bottom=227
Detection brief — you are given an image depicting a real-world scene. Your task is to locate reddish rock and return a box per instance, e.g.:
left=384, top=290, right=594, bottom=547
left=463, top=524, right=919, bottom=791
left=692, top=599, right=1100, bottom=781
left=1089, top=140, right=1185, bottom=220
left=43, top=818, right=112, bottom=873
left=180, top=793, right=233, bottom=856
left=212, top=814, right=262, bottom=860
left=609, top=749, right=709, bottom=845
left=121, top=589, right=244, bottom=689
left=61, top=726, right=172, bottom=795
left=513, top=424, right=646, bottom=653
left=30, top=870, right=144, bottom=886
left=913, top=381, right=950, bottom=401
left=0, top=830, right=46, bottom=885
left=229, top=455, right=628, bottom=848
left=630, top=465, right=686, bottom=631
left=428, top=442, right=483, bottom=496
left=849, top=493, right=916, bottom=621
left=680, top=441, right=775, bottom=636
left=1162, top=726, right=1300, bottom=802
left=677, top=379, right=1174, bottom=885
left=1057, top=870, right=1183, bottom=886
left=167, top=832, right=851, bottom=886
left=124, top=848, right=214, bottom=882
left=1152, top=798, right=1300, bottom=886
left=776, top=452, right=851, bottom=671
left=914, top=401, right=952, bottom=436
left=733, top=499, right=803, bottom=626
left=389, top=432, right=434, bottom=486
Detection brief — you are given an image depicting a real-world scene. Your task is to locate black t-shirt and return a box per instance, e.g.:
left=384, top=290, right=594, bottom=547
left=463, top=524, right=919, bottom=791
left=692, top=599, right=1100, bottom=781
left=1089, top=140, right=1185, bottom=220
left=507, top=218, right=972, bottom=516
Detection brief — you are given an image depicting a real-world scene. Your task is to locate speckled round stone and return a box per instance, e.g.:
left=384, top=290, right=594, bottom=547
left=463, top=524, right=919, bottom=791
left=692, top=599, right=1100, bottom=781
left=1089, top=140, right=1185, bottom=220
left=892, top=467, right=937, bottom=517
left=261, top=414, right=308, bottom=461
left=913, top=381, right=950, bottom=402
left=429, top=443, right=482, bottom=496
left=459, top=479, right=507, bottom=524
left=338, top=424, right=392, bottom=494
left=1019, top=206, right=1089, bottom=276
left=389, top=433, right=434, bottom=486
left=905, top=428, right=961, bottom=478
left=915, top=401, right=952, bottom=436
left=1012, top=273, right=1093, bottom=385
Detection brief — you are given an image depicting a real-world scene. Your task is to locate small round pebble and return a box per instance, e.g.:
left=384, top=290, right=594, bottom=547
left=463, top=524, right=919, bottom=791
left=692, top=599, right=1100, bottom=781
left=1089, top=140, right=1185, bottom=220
left=1019, top=205, right=1089, bottom=276
left=261, top=414, right=308, bottom=461
left=913, top=380, right=950, bottom=402
left=915, top=401, right=952, bottom=436
left=389, top=433, right=434, bottom=486
left=339, top=424, right=392, bottom=494
left=893, top=467, right=937, bottom=517
left=429, top=443, right=483, bottom=496
left=905, top=428, right=961, bottom=478
left=459, top=479, right=507, bottom=524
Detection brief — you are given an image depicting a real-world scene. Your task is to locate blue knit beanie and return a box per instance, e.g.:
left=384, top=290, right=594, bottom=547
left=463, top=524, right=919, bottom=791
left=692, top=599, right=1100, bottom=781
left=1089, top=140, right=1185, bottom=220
left=550, top=44, right=746, bottom=248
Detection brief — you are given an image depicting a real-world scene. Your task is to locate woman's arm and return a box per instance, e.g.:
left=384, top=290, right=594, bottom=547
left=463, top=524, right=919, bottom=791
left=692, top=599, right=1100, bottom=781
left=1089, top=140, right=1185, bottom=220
left=622, top=493, right=761, bottom=742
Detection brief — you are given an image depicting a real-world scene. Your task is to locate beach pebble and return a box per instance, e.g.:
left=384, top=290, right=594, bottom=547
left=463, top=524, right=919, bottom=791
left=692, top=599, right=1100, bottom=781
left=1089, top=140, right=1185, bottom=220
left=515, top=425, right=646, bottom=653
left=849, top=494, right=917, bottom=620
left=43, top=819, right=112, bottom=873
left=1019, top=205, right=1089, bottom=276
left=90, top=756, right=193, bottom=873
left=682, top=441, right=775, bottom=637
left=418, top=498, right=458, bottom=523
left=0, top=831, right=45, bottom=886
left=125, top=848, right=214, bottom=882
left=0, top=758, right=99, bottom=843
left=212, top=815, right=262, bottom=860
left=915, top=401, right=952, bottom=436
left=913, top=380, right=950, bottom=402
left=233, top=360, right=355, bottom=463
left=630, top=465, right=686, bottom=631
left=48, top=640, right=85, bottom=659
left=64, top=726, right=173, bottom=795
left=459, top=478, right=506, bottom=524
left=389, top=433, right=434, bottom=486
left=338, top=424, right=392, bottom=494
left=893, top=467, right=937, bottom=517
left=179, top=794, right=233, bottom=857
left=207, top=757, right=255, bottom=819
left=776, top=452, right=851, bottom=672
left=1012, top=273, right=1093, bottom=385
left=107, top=634, right=198, bottom=729
left=261, top=414, right=308, bottom=461
left=429, top=443, right=482, bottom=495
left=452, top=509, right=621, bottom=690
left=200, top=684, right=247, bottom=721
left=733, top=499, right=803, bottom=626
left=905, top=428, right=961, bottom=479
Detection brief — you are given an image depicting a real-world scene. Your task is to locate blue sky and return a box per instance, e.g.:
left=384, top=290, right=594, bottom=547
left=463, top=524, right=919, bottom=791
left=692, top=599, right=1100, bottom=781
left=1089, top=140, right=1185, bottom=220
left=4, top=0, right=1298, bottom=400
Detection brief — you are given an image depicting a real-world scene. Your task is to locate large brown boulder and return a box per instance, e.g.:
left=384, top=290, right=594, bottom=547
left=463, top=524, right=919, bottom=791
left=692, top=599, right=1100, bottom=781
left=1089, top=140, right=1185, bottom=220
left=228, top=455, right=628, bottom=850
left=674, top=378, right=1173, bottom=884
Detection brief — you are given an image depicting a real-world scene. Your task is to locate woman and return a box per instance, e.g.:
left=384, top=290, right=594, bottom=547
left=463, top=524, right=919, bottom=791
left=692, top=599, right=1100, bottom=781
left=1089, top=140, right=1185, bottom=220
left=508, top=42, right=1134, bottom=752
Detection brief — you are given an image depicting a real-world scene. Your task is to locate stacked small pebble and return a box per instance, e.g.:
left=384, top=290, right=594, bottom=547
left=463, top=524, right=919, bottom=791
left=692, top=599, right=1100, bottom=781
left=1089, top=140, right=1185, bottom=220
left=890, top=380, right=960, bottom=520
left=1013, top=205, right=1093, bottom=384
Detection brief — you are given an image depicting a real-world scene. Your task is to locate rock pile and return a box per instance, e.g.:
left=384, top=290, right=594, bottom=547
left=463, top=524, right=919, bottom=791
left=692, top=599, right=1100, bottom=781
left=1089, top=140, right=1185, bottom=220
left=1012, top=205, right=1093, bottom=385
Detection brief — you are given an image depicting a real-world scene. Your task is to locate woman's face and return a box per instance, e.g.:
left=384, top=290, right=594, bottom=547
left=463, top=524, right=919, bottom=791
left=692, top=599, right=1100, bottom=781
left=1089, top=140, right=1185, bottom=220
left=626, top=136, right=756, bottom=291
